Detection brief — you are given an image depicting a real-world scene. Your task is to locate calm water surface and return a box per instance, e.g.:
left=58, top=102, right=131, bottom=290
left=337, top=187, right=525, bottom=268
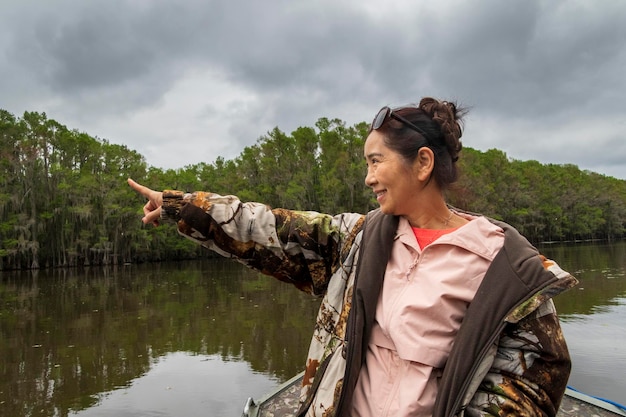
left=1, top=242, right=625, bottom=416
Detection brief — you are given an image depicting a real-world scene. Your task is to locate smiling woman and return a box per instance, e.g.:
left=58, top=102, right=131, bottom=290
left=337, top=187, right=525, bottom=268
left=127, top=96, right=578, bottom=417
left=363, top=102, right=466, bottom=230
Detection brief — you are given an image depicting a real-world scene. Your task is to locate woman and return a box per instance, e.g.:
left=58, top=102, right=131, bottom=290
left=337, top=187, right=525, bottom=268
left=128, top=97, right=577, bottom=416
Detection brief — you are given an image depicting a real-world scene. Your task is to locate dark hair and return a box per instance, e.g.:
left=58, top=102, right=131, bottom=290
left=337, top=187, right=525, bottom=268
left=370, top=97, right=466, bottom=189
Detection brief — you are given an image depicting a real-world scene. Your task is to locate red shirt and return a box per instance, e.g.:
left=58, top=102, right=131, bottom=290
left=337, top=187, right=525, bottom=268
left=412, top=227, right=458, bottom=250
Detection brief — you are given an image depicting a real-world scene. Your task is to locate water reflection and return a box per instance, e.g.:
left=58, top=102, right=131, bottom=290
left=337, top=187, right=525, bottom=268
left=0, top=260, right=319, bottom=417
left=559, top=301, right=626, bottom=407
left=540, top=241, right=626, bottom=405
left=541, top=242, right=626, bottom=318
left=1, top=241, right=625, bottom=416
left=69, top=352, right=278, bottom=417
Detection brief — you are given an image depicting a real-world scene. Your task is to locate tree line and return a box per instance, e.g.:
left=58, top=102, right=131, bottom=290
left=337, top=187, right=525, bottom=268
left=1, top=109, right=624, bottom=270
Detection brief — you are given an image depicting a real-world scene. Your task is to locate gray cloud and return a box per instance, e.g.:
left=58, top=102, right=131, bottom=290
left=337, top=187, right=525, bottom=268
left=1, top=0, right=625, bottom=178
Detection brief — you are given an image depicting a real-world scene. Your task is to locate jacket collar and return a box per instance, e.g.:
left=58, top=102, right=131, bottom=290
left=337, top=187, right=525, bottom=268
left=395, top=214, right=505, bottom=261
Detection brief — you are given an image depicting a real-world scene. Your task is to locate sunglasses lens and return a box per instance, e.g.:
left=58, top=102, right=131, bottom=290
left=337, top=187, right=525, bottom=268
left=372, top=107, right=390, bottom=130
left=371, top=106, right=428, bottom=141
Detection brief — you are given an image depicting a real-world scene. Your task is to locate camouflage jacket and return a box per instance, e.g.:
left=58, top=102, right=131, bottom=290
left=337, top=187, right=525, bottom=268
left=161, top=191, right=577, bottom=417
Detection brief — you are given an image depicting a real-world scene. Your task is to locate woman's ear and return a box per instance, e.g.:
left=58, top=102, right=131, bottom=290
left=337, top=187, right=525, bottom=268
left=414, top=147, right=435, bottom=181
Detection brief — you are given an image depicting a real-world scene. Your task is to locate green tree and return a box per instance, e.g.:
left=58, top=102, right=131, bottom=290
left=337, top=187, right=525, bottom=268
left=0, top=108, right=624, bottom=270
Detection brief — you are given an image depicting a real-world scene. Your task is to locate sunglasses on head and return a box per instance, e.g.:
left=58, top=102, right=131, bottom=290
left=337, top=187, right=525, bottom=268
left=371, top=106, right=429, bottom=139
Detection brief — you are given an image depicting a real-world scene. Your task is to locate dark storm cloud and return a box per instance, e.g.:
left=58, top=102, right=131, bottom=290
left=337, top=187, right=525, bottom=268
left=6, top=1, right=204, bottom=111
left=1, top=0, right=625, bottom=177
left=388, top=0, right=626, bottom=121
left=5, top=1, right=377, bottom=115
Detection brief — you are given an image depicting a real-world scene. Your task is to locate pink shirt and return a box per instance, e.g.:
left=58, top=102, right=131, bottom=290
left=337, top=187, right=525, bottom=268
left=352, top=214, right=505, bottom=416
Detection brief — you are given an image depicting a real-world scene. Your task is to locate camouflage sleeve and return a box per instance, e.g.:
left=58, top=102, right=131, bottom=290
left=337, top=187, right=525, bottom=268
left=468, top=300, right=571, bottom=416
left=160, top=190, right=364, bottom=295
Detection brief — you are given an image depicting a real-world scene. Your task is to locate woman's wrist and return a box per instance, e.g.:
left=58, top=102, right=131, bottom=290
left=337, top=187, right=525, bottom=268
left=161, top=190, right=188, bottom=221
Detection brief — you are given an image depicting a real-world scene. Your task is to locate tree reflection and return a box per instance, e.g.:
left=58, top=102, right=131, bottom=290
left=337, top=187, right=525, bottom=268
left=1, top=242, right=625, bottom=416
left=540, top=241, right=626, bottom=317
left=0, top=260, right=319, bottom=416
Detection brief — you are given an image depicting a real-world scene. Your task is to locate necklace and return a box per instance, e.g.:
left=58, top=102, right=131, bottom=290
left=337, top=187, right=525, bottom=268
left=413, top=227, right=451, bottom=249
left=412, top=211, right=456, bottom=249
left=442, top=211, right=453, bottom=227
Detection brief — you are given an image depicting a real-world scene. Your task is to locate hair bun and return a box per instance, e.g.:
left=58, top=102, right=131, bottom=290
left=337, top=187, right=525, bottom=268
left=418, top=97, right=463, bottom=162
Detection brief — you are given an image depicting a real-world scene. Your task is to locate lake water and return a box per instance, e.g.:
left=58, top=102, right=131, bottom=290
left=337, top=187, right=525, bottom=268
left=1, top=241, right=624, bottom=416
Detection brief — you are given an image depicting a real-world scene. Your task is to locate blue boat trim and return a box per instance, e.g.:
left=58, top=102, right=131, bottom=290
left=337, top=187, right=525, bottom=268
left=566, top=386, right=626, bottom=416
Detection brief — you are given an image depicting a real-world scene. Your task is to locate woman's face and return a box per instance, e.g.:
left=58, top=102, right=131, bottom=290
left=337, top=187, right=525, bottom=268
left=364, top=130, right=424, bottom=216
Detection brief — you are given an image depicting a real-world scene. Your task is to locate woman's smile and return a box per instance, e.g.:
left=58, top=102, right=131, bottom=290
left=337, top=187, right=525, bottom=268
left=364, top=131, right=422, bottom=217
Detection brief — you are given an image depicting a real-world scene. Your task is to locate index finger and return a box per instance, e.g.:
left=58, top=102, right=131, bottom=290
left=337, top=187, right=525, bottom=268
left=127, top=178, right=152, bottom=198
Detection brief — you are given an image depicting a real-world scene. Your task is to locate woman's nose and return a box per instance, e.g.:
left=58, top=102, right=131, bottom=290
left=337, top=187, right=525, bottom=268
left=364, top=168, right=375, bottom=187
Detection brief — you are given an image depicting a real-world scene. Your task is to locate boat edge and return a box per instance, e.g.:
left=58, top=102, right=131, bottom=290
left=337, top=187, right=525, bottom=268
left=564, top=387, right=626, bottom=416
left=241, top=371, right=305, bottom=417
left=241, top=376, right=626, bottom=417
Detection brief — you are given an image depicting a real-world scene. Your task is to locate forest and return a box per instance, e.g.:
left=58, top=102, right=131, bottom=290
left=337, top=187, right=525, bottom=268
left=1, top=109, right=625, bottom=270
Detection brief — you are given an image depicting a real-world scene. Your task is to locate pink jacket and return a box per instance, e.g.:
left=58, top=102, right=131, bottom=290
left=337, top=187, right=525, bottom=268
left=352, top=214, right=505, bottom=416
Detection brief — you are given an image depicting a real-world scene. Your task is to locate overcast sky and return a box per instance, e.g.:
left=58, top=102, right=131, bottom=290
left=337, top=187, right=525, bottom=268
left=1, top=0, right=625, bottom=180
